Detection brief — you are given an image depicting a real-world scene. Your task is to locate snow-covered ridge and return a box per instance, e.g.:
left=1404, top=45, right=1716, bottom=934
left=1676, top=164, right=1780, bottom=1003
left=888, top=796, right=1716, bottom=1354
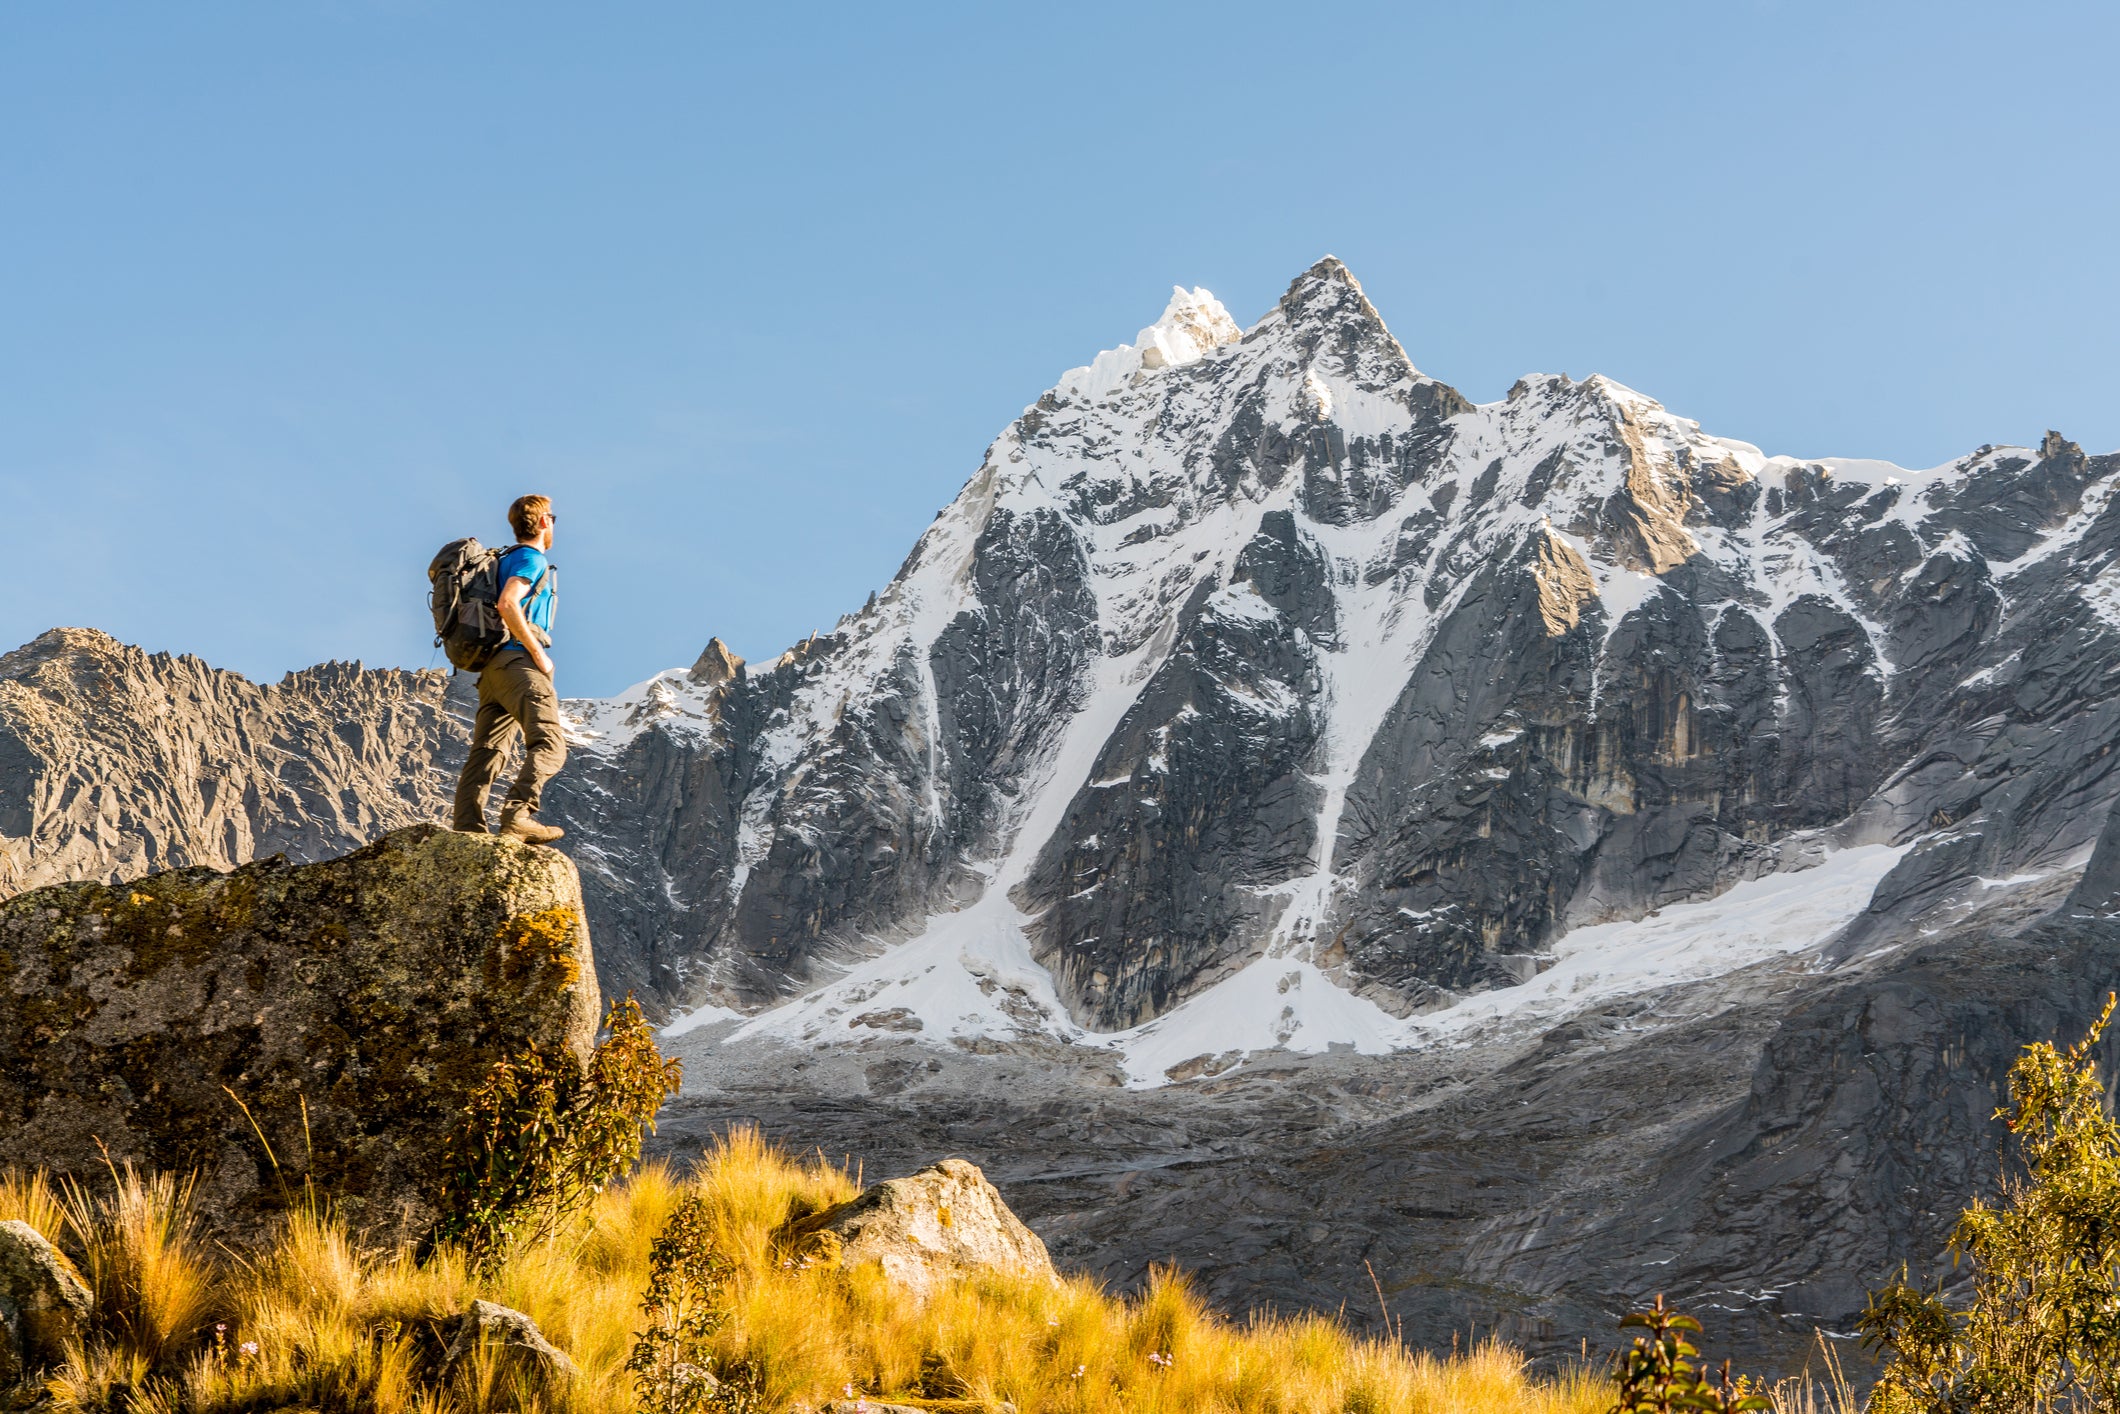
left=1059, top=286, right=1243, bottom=400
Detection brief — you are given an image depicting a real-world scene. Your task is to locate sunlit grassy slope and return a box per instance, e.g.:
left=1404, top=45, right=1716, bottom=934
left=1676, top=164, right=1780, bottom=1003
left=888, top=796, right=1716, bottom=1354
left=3, top=1128, right=1609, bottom=1414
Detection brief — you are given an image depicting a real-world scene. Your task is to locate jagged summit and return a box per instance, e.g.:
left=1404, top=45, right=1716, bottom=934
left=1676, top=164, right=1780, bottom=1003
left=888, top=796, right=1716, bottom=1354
left=512, top=257, right=2120, bottom=1069
left=688, top=637, right=745, bottom=687
left=1267, top=254, right=1433, bottom=388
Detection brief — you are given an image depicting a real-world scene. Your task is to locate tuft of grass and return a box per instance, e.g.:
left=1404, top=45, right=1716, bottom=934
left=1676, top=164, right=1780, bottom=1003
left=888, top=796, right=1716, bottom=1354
left=12, top=1126, right=1610, bottom=1413
left=60, top=1165, right=215, bottom=1368
left=0, top=1165, right=66, bottom=1240
left=1766, top=1334, right=1861, bottom=1414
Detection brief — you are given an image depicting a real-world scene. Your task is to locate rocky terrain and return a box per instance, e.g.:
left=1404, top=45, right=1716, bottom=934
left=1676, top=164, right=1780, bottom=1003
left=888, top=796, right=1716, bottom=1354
left=7, top=256, right=2120, bottom=1372
left=0, top=630, right=464, bottom=899
left=0, top=825, right=600, bottom=1243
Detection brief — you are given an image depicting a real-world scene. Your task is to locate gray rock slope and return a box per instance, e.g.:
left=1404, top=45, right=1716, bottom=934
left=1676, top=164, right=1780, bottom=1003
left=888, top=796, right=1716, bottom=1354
left=0, top=630, right=463, bottom=895
left=7, top=257, right=2120, bottom=1373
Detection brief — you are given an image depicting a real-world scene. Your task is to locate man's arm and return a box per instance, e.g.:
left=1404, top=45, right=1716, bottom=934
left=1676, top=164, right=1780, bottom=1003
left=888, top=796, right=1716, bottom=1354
left=498, top=577, right=555, bottom=678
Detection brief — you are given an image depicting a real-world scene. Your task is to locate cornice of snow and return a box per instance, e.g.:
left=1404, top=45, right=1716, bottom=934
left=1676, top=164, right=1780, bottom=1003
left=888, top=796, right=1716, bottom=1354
left=1059, top=286, right=1243, bottom=401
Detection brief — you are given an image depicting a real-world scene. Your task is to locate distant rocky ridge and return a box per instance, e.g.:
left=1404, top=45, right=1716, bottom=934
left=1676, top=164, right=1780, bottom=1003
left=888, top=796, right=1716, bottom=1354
left=0, top=630, right=462, bottom=898
left=8, top=258, right=2120, bottom=1374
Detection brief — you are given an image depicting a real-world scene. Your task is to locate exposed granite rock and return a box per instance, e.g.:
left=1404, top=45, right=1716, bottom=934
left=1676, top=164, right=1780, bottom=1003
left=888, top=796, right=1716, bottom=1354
left=779, top=1158, right=1055, bottom=1298
left=688, top=637, right=745, bottom=688
left=1023, top=571, right=1325, bottom=1028
left=0, top=1219, right=91, bottom=1389
left=0, top=825, right=600, bottom=1244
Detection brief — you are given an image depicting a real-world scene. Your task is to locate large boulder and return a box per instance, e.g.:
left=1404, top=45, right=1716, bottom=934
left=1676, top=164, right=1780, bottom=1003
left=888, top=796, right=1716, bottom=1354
left=0, top=825, right=600, bottom=1245
left=0, top=1219, right=91, bottom=1388
left=780, top=1158, right=1055, bottom=1298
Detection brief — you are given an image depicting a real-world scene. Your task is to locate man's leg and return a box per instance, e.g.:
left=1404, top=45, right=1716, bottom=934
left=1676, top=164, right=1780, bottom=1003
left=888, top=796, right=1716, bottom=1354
left=451, top=673, right=521, bottom=831
left=500, top=660, right=568, bottom=818
left=479, top=653, right=566, bottom=842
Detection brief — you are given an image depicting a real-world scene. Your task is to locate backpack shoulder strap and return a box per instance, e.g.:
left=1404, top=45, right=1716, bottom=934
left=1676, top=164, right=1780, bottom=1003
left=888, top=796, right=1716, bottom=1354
left=502, top=546, right=551, bottom=597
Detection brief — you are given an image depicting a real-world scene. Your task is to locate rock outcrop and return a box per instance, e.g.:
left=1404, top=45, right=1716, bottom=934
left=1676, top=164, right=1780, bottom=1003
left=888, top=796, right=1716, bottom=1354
left=440, top=1300, right=581, bottom=1389
left=779, top=1158, right=1055, bottom=1298
left=0, top=825, right=600, bottom=1244
left=0, top=1219, right=91, bottom=1390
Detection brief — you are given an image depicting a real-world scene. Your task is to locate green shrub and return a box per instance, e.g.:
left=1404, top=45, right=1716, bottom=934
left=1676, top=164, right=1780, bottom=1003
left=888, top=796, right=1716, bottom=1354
left=439, top=994, right=683, bottom=1265
left=1607, top=1295, right=1766, bottom=1414
left=1861, top=992, right=2120, bottom=1411
left=627, top=1194, right=763, bottom=1414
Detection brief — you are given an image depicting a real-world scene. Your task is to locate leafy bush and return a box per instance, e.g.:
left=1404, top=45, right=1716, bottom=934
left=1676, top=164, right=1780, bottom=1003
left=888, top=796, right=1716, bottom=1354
left=627, top=1195, right=763, bottom=1414
left=1608, top=1295, right=1766, bottom=1414
left=1861, top=992, right=2120, bottom=1411
left=440, top=994, right=683, bottom=1266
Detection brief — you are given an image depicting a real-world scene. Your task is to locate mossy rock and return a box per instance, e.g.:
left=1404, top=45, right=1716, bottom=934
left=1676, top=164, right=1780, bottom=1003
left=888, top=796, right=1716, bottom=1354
left=0, top=825, right=600, bottom=1246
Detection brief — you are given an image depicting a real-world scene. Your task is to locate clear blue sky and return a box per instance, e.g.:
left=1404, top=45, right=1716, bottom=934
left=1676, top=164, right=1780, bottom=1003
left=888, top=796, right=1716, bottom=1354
left=4, top=3, right=2116, bottom=697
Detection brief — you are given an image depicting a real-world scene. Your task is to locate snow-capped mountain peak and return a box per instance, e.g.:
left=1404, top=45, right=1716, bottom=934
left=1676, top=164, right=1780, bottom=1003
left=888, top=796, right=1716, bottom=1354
left=537, top=258, right=2120, bottom=1087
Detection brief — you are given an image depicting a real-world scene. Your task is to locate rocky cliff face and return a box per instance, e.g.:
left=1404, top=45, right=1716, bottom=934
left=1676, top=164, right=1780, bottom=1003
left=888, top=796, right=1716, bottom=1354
left=7, top=257, right=2120, bottom=1373
left=0, top=825, right=600, bottom=1243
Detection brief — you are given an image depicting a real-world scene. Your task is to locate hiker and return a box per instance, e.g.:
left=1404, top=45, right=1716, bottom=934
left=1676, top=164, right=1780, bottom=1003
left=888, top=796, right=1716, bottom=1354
left=450, top=494, right=567, bottom=844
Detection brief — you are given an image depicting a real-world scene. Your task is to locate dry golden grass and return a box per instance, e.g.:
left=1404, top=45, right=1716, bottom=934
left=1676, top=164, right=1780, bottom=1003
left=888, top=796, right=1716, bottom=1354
left=19, top=1127, right=1610, bottom=1414
left=1765, top=1335, right=1861, bottom=1414
left=60, top=1166, right=216, bottom=1368
left=0, top=1164, right=66, bottom=1240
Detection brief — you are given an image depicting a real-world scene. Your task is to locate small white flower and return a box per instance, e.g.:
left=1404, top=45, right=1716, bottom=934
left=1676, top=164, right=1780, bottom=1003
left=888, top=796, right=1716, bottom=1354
left=240, top=1340, right=259, bottom=1358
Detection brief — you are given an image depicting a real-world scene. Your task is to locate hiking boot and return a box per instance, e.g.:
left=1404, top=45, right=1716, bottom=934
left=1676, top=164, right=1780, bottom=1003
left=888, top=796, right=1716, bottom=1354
left=497, top=806, right=564, bottom=845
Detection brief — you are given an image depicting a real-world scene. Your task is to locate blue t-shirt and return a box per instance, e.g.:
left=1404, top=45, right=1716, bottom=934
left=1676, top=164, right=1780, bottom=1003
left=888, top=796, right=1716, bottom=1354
left=497, top=544, right=557, bottom=651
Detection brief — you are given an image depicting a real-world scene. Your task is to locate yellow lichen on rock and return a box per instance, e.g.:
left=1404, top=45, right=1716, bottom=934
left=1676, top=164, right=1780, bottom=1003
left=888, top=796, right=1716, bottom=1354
left=490, top=905, right=586, bottom=994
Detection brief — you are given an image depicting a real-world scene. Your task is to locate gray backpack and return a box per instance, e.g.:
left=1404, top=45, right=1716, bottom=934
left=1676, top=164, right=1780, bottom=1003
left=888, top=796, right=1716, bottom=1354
left=427, top=539, right=548, bottom=671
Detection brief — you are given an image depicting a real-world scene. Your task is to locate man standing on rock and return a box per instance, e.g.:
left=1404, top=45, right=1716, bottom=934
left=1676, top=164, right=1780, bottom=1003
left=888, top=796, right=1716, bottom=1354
left=452, top=494, right=567, bottom=844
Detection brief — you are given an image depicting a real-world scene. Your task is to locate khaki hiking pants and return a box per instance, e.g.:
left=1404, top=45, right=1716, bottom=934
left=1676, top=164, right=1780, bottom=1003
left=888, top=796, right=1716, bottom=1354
left=451, top=649, right=568, bottom=830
